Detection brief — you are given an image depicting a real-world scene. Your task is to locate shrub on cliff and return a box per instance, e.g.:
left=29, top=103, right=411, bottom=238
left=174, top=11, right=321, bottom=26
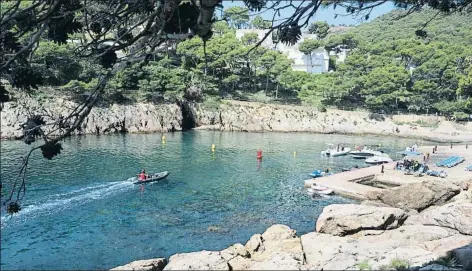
left=453, top=111, right=469, bottom=122
left=369, top=113, right=385, bottom=121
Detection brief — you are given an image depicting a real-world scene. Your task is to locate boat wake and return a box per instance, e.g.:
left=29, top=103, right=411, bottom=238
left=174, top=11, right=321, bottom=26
left=1, top=181, right=134, bottom=227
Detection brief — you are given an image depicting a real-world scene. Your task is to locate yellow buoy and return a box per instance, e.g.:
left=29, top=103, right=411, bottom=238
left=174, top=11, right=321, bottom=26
left=211, top=144, right=216, bottom=152
left=293, top=151, right=297, bottom=157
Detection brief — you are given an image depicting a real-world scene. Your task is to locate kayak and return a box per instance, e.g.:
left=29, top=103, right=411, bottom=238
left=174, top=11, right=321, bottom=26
left=129, top=171, right=169, bottom=184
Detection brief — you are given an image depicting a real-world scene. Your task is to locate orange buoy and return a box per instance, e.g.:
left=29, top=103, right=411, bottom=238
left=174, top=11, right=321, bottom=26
left=257, top=149, right=263, bottom=160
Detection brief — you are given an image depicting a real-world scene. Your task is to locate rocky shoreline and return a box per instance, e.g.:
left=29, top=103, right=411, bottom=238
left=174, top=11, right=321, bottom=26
left=2, top=95, right=472, bottom=143
left=111, top=179, right=472, bottom=271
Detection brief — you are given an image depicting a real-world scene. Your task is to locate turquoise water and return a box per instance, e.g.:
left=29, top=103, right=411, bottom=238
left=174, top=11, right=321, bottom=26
left=0, top=131, right=417, bottom=270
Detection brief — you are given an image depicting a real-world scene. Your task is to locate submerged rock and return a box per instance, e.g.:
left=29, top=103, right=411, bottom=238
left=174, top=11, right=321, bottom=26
left=315, top=204, right=408, bottom=236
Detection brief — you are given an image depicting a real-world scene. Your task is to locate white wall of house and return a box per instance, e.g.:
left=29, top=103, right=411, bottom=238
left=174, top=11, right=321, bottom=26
left=235, top=29, right=329, bottom=74
left=329, top=45, right=351, bottom=64
left=235, top=29, right=275, bottom=48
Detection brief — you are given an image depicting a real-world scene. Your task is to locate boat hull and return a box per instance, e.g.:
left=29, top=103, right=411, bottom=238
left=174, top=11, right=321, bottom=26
left=365, top=157, right=392, bottom=165
left=307, top=187, right=334, bottom=195
left=132, top=171, right=169, bottom=184
left=349, top=149, right=383, bottom=158
left=321, top=148, right=351, bottom=157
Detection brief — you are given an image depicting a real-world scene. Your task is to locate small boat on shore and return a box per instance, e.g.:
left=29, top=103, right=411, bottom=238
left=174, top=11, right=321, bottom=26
left=128, top=171, right=169, bottom=184
left=307, top=184, right=334, bottom=195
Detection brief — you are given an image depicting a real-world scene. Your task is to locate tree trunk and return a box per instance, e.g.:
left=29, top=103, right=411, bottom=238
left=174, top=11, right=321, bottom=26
left=276, top=82, right=279, bottom=99
left=195, top=0, right=220, bottom=38
left=309, top=54, right=313, bottom=72
left=266, top=73, right=269, bottom=94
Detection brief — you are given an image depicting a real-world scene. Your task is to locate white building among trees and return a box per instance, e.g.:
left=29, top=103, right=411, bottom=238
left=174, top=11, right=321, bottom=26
left=235, top=29, right=330, bottom=74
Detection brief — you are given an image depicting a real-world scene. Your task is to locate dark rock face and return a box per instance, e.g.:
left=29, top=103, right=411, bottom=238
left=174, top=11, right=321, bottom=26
left=178, top=101, right=196, bottom=131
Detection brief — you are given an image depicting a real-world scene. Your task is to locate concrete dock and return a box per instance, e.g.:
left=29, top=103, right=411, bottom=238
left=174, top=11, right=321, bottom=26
left=304, top=163, right=391, bottom=200
left=304, top=144, right=472, bottom=200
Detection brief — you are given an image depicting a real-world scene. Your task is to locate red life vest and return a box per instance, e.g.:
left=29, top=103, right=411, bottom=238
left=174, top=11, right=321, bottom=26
left=139, top=173, right=146, bottom=180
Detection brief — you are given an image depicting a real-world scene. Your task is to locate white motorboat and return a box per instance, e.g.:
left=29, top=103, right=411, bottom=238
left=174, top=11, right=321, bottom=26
left=321, top=143, right=351, bottom=157
left=349, top=148, right=383, bottom=159
left=405, top=144, right=419, bottom=152
left=322, top=147, right=351, bottom=157
left=365, top=155, right=393, bottom=164
left=307, top=184, right=334, bottom=195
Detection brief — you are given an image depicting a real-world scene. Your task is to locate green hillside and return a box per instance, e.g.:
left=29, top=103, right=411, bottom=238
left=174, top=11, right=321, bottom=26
left=303, top=9, right=472, bottom=118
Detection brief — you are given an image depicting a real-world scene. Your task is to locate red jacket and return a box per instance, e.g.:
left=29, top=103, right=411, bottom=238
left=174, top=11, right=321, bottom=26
left=139, top=173, right=146, bottom=180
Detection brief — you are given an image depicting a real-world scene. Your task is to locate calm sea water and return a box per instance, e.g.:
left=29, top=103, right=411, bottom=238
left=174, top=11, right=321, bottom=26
left=0, top=131, right=418, bottom=270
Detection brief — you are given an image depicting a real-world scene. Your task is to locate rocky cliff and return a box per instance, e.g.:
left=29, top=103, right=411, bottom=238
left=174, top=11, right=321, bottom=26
left=111, top=180, right=472, bottom=271
left=195, top=101, right=472, bottom=143
left=2, top=95, right=472, bottom=143
left=1, top=95, right=184, bottom=139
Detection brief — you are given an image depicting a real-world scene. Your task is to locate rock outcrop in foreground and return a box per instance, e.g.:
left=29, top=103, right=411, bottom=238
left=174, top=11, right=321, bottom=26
left=110, top=259, right=167, bottom=271
left=375, top=180, right=461, bottom=212
left=112, top=180, right=472, bottom=271
left=3, top=95, right=472, bottom=143
left=315, top=204, right=408, bottom=236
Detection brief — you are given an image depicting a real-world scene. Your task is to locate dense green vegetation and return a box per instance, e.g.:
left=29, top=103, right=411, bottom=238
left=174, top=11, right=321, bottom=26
left=9, top=8, right=472, bottom=119
left=39, top=18, right=301, bottom=104
left=307, top=9, right=472, bottom=118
